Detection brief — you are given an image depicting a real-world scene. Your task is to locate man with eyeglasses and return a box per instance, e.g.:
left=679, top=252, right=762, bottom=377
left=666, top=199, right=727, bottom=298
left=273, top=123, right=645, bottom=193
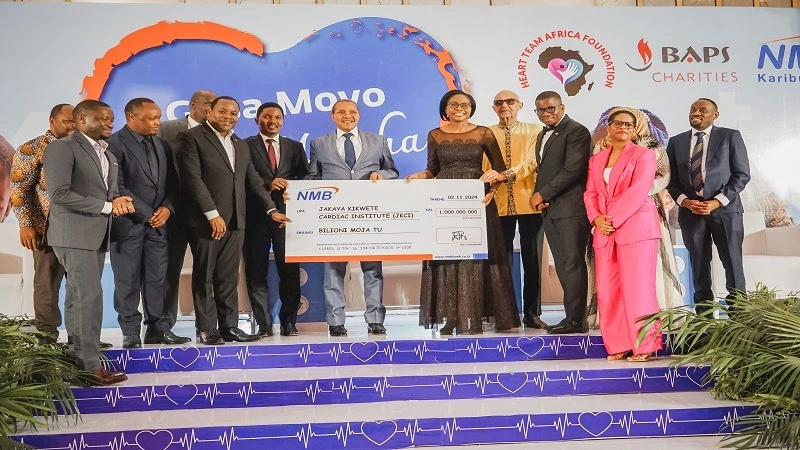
left=527, top=91, right=592, bottom=334
left=480, top=90, right=546, bottom=330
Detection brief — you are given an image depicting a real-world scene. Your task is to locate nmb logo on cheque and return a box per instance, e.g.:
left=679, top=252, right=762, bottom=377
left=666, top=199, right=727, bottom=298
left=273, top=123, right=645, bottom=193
left=297, top=187, right=340, bottom=201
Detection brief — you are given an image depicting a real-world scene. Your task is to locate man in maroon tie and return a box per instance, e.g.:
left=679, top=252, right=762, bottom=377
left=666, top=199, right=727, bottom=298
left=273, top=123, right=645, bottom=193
left=243, top=102, right=310, bottom=337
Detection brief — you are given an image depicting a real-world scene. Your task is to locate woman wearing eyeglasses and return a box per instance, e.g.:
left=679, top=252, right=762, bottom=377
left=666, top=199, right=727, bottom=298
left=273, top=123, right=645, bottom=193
left=406, top=89, right=520, bottom=335
left=584, top=109, right=662, bottom=362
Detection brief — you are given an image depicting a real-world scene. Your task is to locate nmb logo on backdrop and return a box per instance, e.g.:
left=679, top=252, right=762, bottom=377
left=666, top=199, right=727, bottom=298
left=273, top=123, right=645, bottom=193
left=757, top=36, right=800, bottom=84
left=84, top=18, right=461, bottom=177
left=624, top=38, right=737, bottom=84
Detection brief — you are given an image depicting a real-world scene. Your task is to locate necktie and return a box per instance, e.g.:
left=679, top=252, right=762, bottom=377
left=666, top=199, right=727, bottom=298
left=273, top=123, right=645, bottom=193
left=93, top=142, right=109, bottom=189
left=143, top=136, right=159, bottom=179
left=266, top=138, right=278, bottom=171
left=690, top=131, right=705, bottom=195
left=343, top=132, right=356, bottom=169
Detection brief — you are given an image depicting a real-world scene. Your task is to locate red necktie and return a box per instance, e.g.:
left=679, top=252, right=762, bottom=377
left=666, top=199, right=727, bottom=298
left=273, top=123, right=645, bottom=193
left=266, top=138, right=277, bottom=171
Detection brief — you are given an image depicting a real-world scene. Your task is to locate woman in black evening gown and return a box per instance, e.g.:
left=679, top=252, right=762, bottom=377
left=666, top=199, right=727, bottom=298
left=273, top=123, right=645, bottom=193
left=406, top=90, right=521, bottom=335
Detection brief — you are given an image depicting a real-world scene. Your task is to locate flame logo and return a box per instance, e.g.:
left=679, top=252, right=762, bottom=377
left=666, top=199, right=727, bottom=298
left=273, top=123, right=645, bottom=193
left=626, top=38, right=653, bottom=72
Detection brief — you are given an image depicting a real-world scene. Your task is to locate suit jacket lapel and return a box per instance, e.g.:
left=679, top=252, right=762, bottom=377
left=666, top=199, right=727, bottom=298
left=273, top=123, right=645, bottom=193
left=608, top=142, right=635, bottom=196
left=329, top=132, right=349, bottom=169
left=202, top=124, right=233, bottom=173
left=540, top=115, right=569, bottom=162
left=74, top=132, right=105, bottom=184
left=354, top=131, right=372, bottom=169
left=254, top=136, right=275, bottom=176
left=705, top=126, right=722, bottom=167
left=534, top=133, right=544, bottom=166
left=276, top=137, right=293, bottom=176
left=122, top=127, right=157, bottom=185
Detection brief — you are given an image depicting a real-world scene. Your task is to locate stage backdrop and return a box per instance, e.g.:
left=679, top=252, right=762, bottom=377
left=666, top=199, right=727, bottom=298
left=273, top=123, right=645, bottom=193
left=0, top=5, right=798, bottom=321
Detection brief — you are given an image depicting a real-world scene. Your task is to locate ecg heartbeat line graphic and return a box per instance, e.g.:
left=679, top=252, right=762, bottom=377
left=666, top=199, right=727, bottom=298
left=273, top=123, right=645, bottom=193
left=70, top=366, right=711, bottom=415
left=104, top=335, right=618, bottom=374
left=18, top=406, right=754, bottom=449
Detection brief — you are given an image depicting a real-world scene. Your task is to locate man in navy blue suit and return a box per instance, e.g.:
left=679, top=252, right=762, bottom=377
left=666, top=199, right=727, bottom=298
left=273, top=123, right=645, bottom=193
left=108, top=98, right=191, bottom=348
left=666, top=98, right=750, bottom=315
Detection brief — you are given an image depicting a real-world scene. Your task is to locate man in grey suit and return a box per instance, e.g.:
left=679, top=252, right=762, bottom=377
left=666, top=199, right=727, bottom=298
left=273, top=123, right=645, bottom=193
left=157, top=89, right=216, bottom=328
left=43, top=100, right=135, bottom=385
left=306, top=99, right=399, bottom=336
left=108, top=98, right=191, bottom=349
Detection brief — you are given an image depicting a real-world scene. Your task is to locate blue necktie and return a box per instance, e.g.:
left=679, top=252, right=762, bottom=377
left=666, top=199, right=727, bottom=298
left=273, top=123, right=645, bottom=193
left=343, top=132, right=356, bottom=169
left=690, top=131, right=705, bottom=195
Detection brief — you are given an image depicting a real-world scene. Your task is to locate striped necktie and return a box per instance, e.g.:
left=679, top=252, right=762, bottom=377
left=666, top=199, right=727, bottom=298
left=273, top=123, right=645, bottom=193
left=690, top=131, right=705, bottom=195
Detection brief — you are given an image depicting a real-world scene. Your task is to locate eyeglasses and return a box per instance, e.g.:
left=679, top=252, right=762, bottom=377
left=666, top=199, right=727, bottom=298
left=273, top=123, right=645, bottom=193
left=447, top=102, right=472, bottom=110
left=493, top=98, right=518, bottom=107
left=608, top=120, right=636, bottom=130
left=535, top=105, right=562, bottom=115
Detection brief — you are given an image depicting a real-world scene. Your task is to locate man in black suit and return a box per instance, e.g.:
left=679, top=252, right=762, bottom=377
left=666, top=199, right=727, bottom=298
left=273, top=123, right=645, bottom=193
left=176, top=96, right=289, bottom=345
left=107, top=98, right=191, bottom=349
left=244, top=103, right=309, bottom=337
left=666, top=98, right=750, bottom=315
left=529, top=91, right=592, bottom=334
left=157, top=89, right=216, bottom=329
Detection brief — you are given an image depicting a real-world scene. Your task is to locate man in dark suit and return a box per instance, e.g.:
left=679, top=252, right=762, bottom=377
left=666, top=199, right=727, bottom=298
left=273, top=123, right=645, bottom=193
left=306, top=99, right=399, bottom=337
left=244, top=102, right=309, bottom=337
left=42, top=100, right=134, bottom=384
left=157, top=89, right=216, bottom=329
left=666, top=98, right=750, bottom=315
left=107, top=98, right=191, bottom=349
left=176, top=96, right=289, bottom=345
left=529, top=91, right=592, bottom=334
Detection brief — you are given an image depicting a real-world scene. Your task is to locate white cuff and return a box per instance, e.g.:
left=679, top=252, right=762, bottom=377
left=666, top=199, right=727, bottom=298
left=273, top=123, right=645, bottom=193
left=102, top=202, right=113, bottom=215
left=204, top=210, right=220, bottom=220
left=714, top=193, right=730, bottom=206
left=677, top=194, right=688, bottom=207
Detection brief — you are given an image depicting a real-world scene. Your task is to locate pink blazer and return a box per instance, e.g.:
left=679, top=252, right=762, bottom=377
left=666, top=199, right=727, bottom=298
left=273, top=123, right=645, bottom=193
left=584, top=141, right=660, bottom=248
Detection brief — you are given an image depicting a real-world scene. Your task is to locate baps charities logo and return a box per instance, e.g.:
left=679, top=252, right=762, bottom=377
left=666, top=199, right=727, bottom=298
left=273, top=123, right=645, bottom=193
left=517, top=30, right=616, bottom=97
left=757, top=36, right=800, bottom=84
left=296, top=186, right=340, bottom=201
left=84, top=18, right=461, bottom=178
left=625, top=38, right=737, bottom=83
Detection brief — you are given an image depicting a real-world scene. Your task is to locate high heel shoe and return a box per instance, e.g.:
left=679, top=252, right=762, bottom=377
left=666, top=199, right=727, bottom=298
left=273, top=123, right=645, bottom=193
left=627, top=352, right=655, bottom=362
left=606, top=351, right=631, bottom=361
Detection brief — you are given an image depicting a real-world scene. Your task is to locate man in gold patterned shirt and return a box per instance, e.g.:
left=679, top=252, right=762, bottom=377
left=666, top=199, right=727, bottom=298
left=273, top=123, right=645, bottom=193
left=10, top=104, right=75, bottom=342
left=481, top=90, right=546, bottom=329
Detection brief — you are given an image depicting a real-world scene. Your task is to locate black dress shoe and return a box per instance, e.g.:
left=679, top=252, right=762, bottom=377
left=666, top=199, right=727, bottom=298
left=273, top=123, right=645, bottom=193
left=367, top=323, right=387, bottom=335
left=280, top=323, right=299, bottom=336
left=99, top=341, right=113, bottom=349
left=546, top=319, right=589, bottom=334
left=220, top=327, right=261, bottom=342
left=257, top=325, right=274, bottom=337
left=122, top=335, right=142, bottom=349
left=197, top=329, right=225, bottom=345
left=523, top=315, right=549, bottom=330
left=162, top=331, right=192, bottom=345
left=328, top=325, right=348, bottom=336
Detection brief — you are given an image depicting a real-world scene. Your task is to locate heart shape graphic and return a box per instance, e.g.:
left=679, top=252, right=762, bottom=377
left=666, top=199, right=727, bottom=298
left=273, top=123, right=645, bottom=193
left=164, top=384, right=199, bottom=406
left=577, top=411, right=614, bottom=437
left=135, top=429, right=173, bottom=450
left=169, top=347, right=201, bottom=369
left=361, top=420, right=398, bottom=446
left=685, top=366, right=711, bottom=388
left=496, top=372, right=529, bottom=394
left=515, top=337, right=545, bottom=358
left=350, top=342, right=380, bottom=363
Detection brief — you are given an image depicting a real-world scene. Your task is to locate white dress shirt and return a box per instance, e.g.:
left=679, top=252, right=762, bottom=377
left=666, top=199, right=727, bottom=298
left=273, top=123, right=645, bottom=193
left=539, top=116, right=565, bottom=159
left=336, top=127, right=362, bottom=165
left=84, top=134, right=113, bottom=215
left=677, top=125, right=729, bottom=207
left=260, top=133, right=281, bottom=167
left=187, top=116, right=201, bottom=129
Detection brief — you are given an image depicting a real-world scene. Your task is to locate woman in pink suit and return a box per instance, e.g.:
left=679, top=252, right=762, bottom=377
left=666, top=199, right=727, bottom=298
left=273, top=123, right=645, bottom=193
left=584, top=109, right=663, bottom=362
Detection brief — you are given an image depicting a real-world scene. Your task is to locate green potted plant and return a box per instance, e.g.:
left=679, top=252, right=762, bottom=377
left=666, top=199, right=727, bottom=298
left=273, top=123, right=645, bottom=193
left=639, top=284, right=800, bottom=449
left=0, top=315, right=93, bottom=449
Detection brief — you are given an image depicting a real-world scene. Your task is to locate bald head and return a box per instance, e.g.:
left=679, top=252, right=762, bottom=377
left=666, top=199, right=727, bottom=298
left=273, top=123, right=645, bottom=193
left=492, top=90, right=523, bottom=126
left=189, top=90, right=217, bottom=123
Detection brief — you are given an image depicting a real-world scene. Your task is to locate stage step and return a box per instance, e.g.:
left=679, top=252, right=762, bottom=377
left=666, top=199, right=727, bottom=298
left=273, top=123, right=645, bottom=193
left=72, top=359, right=711, bottom=414
left=102, top=333, right=674, bottom=373
left=16, top=392, right=753, bottom=449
